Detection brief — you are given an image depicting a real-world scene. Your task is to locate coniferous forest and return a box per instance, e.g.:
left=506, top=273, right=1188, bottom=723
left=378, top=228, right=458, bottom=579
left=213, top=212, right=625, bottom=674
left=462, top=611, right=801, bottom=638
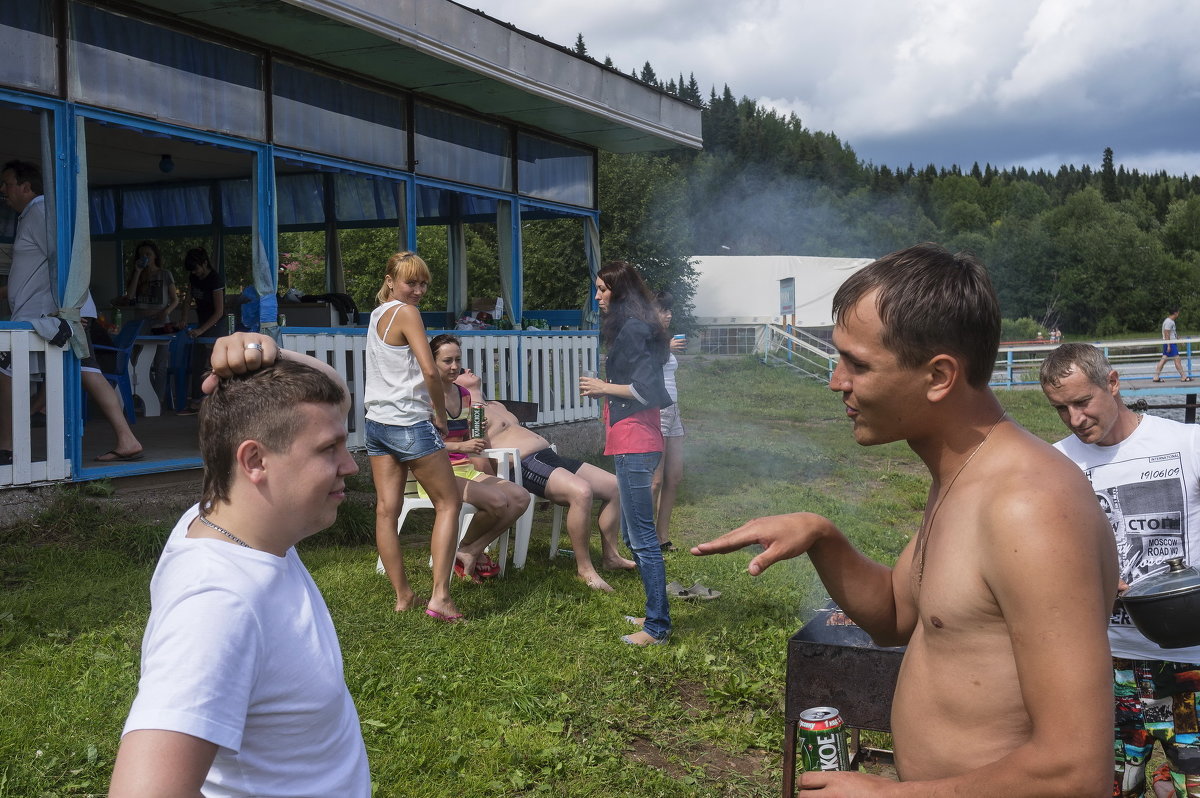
left=589, top=47, right=1200, bottom=337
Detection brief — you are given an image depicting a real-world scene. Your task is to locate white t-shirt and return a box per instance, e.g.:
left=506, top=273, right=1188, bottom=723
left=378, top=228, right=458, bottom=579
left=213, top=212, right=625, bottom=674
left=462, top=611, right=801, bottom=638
left=123, top=505, right=370, bottom=797
left=1055, top=414, right=1200, bottom=662
left=661, top=353, right=679, bottom=403
left=1164, top=316, right=1178, bottom=340
left=364, top=300, right=432, bottom=426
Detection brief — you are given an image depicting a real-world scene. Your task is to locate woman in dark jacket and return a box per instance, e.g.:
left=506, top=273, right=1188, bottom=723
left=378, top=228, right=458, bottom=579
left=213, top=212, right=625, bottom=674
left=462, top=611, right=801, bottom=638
left=580, top=261, right=674, bottom=645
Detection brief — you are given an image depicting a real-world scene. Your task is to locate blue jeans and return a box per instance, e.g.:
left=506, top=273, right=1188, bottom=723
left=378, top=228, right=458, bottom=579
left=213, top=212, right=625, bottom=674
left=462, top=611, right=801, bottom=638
left=614, top=451, right=669, bottom=640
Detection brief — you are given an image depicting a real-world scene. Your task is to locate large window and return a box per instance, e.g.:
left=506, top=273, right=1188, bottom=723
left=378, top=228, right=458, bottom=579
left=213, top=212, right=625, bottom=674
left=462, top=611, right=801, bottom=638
left=69, top=2, right=264, bottom=139
left=518, top=133, right=594, bottom=208
left=414, top=103, right=511, bottom=192
left=0, top=0, right=56, bottom=93
left=273, top=61, right=406, bottom=167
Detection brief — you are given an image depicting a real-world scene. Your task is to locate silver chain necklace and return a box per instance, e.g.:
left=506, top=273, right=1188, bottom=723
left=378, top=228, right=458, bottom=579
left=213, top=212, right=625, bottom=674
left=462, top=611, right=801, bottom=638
left=198, top=514, right=251, bottom=548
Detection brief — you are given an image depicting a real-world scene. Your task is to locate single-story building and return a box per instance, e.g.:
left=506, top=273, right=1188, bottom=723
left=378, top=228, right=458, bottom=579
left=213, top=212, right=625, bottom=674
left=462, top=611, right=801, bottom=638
left=689, top=255, right=873, bottom=354
left=1, top=0, right=701, bottom=488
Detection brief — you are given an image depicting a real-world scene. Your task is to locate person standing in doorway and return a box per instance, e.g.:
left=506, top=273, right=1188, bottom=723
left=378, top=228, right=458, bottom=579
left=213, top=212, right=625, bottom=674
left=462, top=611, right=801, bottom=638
left=0, top=159, right=142, bottom=464
left=1153, top=307, right=1191, bottom=382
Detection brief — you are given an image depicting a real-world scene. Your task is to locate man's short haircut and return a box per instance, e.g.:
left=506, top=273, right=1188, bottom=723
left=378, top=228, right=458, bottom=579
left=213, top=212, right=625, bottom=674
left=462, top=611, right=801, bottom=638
left=1039, top=343, right=1112, bottom=390
left=831, top=243, right=1000, bottom=388
left=199, top=358, right=346, bottom=509
left=3, top=159, right=42, bottom=196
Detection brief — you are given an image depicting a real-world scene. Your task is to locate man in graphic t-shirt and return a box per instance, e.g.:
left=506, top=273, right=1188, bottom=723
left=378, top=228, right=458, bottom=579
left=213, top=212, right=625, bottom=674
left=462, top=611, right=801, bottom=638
left=1042, top=342, right=1200, bottom=798
left=1154, top=307, right=1191, bottom=383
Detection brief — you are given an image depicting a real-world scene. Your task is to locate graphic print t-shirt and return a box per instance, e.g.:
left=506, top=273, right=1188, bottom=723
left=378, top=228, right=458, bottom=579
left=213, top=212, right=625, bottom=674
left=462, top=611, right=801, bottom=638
left=1055, top=414, right=1200, bottom=661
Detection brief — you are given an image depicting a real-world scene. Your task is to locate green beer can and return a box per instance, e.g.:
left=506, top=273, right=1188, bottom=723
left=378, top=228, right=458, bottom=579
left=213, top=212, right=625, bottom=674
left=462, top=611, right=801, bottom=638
left=469, top=402, right=486, bottom=440
left=797, top=706, right=850, bottom=773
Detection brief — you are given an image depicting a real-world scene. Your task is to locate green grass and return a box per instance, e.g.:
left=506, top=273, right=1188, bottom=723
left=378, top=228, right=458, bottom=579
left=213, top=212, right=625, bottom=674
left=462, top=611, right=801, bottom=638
left=0, top=356, right=1067, bottom=797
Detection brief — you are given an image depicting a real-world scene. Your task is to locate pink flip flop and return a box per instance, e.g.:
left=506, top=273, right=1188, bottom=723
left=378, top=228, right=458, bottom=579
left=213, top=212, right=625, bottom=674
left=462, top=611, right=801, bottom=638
left=425, top=608, right=465, bottom=624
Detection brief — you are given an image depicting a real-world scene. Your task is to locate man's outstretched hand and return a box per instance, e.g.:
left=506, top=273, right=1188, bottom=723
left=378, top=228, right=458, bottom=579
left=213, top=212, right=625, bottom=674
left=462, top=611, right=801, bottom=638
left=691, top=512, right=835, bottom=576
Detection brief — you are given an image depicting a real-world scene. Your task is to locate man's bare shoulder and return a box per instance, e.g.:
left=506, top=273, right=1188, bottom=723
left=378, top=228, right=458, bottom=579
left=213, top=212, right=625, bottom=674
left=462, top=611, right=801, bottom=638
left=976, top=422, right=1111, bottom=556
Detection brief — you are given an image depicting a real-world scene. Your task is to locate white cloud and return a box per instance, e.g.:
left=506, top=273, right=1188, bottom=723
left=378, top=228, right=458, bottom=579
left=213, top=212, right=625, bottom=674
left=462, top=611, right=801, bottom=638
left=467, top=0, right=1200, bottom=174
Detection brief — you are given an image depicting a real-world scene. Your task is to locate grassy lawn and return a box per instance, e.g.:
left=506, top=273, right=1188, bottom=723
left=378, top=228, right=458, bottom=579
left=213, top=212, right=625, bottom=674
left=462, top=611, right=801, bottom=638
left=0, top=357, right=1067, bottom=797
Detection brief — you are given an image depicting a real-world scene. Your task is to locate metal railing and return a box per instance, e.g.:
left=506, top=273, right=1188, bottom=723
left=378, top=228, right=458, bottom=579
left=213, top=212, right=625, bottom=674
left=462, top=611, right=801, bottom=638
left=762, top=326, right=1199, bottom=389
left=0, top=326, right=71, bottom=488
left=762, top=324, right=838, bottom=379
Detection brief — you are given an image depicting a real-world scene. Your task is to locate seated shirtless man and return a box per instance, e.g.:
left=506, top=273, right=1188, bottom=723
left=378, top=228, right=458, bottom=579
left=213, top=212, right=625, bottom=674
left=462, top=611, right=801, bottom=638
left=695, top=243, right=1117, bottom=795
left=455, top=369, right=636, bottom=592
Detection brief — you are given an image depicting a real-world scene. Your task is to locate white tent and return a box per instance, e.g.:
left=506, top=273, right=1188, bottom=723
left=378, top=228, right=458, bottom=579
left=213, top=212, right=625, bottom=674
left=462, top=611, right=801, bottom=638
left=690, top=255, right=874, bottom=328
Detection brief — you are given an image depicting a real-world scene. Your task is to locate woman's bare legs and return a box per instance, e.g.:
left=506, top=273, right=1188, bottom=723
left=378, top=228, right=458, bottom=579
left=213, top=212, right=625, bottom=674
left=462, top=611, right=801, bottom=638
left=370, top=453, right=423, bottom=611
left=409, top=451, right=463, bottom=619
left=455, top=476, right=530, bottom=575
left=652, top=435, right=685, bottom=546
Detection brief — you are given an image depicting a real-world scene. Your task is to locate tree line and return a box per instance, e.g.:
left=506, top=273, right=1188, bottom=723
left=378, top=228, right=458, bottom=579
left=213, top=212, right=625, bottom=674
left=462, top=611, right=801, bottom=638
left=587, top=41, right=1200, bottom=337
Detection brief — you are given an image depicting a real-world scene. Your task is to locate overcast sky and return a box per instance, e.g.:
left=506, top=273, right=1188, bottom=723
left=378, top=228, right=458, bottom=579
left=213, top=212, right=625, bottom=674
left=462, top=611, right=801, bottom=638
left=466, top=0, right=1200, bottom=177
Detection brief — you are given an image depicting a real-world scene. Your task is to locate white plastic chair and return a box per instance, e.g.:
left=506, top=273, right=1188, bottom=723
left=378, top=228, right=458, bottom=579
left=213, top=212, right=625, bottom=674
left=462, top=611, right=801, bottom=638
left=507, top=444, right=565, bottom=569
left=374, top=448, right=522, bottom=577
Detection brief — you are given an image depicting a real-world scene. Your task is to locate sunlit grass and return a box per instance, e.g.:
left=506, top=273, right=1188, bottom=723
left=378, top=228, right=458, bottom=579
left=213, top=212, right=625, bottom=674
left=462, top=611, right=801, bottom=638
left=0, top=356, right=1066, bottom=796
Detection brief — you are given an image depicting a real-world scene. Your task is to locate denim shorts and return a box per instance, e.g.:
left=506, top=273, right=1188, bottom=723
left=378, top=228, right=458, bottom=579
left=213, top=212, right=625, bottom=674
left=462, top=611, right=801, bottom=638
left=365, top=418, right=445, bottom=462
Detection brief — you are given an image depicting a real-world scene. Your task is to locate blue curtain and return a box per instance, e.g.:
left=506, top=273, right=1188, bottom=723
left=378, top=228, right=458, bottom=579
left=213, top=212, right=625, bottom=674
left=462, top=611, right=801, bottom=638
left=273, top=61, right=406, bottom=167
left=334, top=173, right=399, bottom=223
left=517, top=133, right=594, bottom=208
left=123, top=184, right=212, bottom=229
left=68, top=2, right=264, bottom=139
left=413, top=103, right=511, bottom=191
left=276, top=173, right=324, bottom=226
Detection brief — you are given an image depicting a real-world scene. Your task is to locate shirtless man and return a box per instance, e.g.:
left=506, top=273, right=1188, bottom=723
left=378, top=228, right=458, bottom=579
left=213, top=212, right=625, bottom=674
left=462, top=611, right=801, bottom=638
left=694, top=243, right=1117, bottom=795
left=455, top=369, right=636, bottom=591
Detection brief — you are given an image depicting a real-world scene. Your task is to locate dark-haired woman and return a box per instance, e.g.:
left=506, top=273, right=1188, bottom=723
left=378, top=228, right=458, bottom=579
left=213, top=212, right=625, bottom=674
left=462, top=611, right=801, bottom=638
left=579, top=261, right=674, bottom=646
left=122, top=240, right=178, bottom=401
left=428, top=333, right=529, bottom=581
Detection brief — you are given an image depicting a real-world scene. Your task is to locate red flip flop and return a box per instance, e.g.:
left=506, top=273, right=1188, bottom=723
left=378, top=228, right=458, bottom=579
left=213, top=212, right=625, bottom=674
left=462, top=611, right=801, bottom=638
left=453, top=557, right=482, bottom=583
left=475, top=553, right=500, bottom=578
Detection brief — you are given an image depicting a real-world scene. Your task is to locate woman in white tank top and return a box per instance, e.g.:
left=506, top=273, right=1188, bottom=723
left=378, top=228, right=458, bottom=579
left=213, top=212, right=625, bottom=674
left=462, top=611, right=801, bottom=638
left=364, top=252, right=464, bottom=622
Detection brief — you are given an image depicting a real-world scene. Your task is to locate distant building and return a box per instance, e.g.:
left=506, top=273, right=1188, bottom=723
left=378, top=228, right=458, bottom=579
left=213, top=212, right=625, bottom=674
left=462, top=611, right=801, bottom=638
left=690, top=255, right=873, bottom=353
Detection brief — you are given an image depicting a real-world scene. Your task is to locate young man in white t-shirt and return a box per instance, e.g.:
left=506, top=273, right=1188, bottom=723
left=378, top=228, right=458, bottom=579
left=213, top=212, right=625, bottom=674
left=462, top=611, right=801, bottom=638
left=109, top=346, right=369, bottom=798
left=1041, top=342, right=1200, bottom=798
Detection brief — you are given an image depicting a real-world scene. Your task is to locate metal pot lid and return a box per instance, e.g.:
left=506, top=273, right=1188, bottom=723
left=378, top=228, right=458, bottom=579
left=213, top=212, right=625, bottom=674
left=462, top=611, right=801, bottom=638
left=1122, top=558, right=1200, bottom=600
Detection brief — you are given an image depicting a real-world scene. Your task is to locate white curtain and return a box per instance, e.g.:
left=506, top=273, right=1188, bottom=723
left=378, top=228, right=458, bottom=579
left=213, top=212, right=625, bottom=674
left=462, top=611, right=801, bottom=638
left=447, top=222, right=467, bottom=317
left=583, top=215, right=601, bottom=328
left=496, top=200, right=516, bottom=326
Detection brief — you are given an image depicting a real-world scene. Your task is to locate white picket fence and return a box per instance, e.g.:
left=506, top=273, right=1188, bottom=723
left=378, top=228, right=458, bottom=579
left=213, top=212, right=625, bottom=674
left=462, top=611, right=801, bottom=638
left=280, top=330, right=601, bottom=450
left=0, top=326, right=71, bottom=487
